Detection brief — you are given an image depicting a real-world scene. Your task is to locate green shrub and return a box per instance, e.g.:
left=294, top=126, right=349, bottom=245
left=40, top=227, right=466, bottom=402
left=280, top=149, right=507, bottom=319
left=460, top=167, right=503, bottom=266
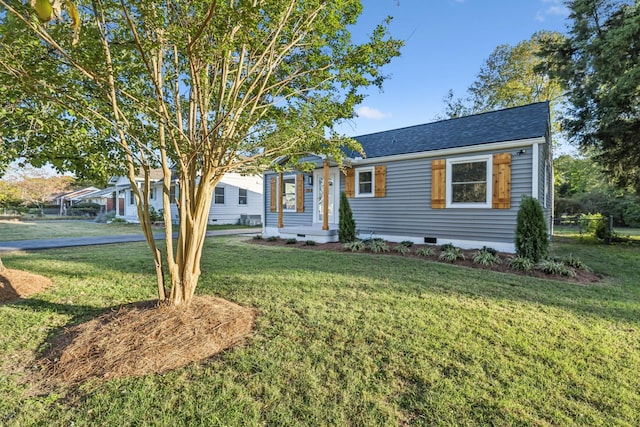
left=392, top=244, right=410, bottom=255
left=149, top=207, right=164, bottom=223
left=416, top=247, right=435, bottom=256
left=508, top=256, right=533, bottom=272
left=285, top=238, right=298, bottom=244
left=439, top=245, right=465, bottom=262
left=343, top=240, right=365, bottom=252
left=473, top=249, right=502, bottom=266
left=369, top=239, right=389, bottom=253
left=579, top=213, right=609, bottom=240
left=253, top=234, right=263, bottom=240
left=439, top=243, right=455, bottom=251
left=304, top=240, right=316, bottom=246
left=338, top=192, right=357, bottom=243
left=549, top=254, right=590, bottom=271
left=400, top=240, right=414, bottom=248
left=266, top=236, right=279, bottom=242
left=515, top=196, right=549, bottom=262
left=536, top=259, right=576, bottom=277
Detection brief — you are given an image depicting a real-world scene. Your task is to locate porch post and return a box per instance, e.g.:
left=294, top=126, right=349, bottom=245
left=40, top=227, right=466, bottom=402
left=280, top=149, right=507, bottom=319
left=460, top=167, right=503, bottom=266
left=323, top=160, right=329, bottom=231
left=278, top=171, right=284, bottom=228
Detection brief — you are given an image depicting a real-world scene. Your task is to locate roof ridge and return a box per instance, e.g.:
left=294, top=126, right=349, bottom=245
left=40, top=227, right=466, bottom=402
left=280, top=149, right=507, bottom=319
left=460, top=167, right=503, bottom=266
left=352, top=101, right=550, bottom=139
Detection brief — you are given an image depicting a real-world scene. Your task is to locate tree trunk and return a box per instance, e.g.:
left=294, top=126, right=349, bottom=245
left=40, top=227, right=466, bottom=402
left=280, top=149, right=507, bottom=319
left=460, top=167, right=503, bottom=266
left=166, top=174, right=215, bottom=306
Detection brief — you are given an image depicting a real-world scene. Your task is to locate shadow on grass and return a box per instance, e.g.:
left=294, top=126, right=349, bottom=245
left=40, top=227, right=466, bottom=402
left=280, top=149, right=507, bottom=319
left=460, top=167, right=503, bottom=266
left=4, top=237, right=639, bottom=327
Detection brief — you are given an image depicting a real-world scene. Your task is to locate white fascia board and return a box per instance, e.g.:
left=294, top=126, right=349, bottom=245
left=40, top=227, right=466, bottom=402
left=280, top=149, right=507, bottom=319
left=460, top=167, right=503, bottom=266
left=349, top=137, right=546, bottom=165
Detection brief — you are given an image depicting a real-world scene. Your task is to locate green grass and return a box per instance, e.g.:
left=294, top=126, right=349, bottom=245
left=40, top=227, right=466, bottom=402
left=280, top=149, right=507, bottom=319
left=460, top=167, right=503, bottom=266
left=554, top=225, right=640, bottom=240
left=0, top=220, right=144, bottom=241
left=1, top=235, right=639, bottom=426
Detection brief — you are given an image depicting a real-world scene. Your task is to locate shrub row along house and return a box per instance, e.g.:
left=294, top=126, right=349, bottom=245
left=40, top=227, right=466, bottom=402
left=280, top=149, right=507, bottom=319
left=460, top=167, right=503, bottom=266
left=110, top=171, right=263, bottom=225
left=262, top=102, right=553, bottom=252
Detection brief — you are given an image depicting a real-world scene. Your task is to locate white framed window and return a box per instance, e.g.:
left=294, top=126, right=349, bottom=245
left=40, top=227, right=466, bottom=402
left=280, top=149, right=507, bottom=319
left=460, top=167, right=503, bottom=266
left=129, top=190, right=135, bottom=205
left=238, top=188, right=247, bottom=205
left=214, top=187, right=225, bottom=204
left=282, top=175, right=296, bottom=211
left=169, top=184, right=177, bottom=203
left=446, top=155, right=492, bottom=208
left=355, top=167, right=374, bottom=197
left=149, top=187, right=156, bottom=200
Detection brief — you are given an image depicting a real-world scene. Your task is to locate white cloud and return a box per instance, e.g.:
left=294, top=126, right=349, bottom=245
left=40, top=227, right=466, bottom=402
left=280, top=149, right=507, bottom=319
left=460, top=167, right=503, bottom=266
left=355, top=106, right=391, bottom=120
left=536, top=0, right=569, bottom=21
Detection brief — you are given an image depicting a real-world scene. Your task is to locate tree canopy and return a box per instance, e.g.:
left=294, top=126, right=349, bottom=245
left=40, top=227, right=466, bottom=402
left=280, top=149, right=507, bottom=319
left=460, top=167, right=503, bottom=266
left=440, top=31, right=564, bottom=119
left=0, top=1, right=402, bottom=305
left=544, top=0, right=640, bottom=193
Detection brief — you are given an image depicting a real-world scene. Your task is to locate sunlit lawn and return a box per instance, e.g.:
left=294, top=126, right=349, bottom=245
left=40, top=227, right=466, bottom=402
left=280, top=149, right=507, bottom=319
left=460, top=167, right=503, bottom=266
left=0, top=220, right=259, bottom=242
left=0, top=220, right=143, bottom=241
left=0, top=234, right=638, bottom=426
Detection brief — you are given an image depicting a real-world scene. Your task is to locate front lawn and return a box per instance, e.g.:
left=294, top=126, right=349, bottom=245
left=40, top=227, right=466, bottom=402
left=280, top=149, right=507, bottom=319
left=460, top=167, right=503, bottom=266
left=0, top=219, right=143, bottom=241
left=0, top=235, right=638, bottom=425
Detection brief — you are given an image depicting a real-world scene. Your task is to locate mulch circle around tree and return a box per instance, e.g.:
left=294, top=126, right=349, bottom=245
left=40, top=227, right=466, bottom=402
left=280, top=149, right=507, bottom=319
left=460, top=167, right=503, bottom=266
left=251, top=238, right=602, bottom=285
left=39, top=296, right=257, bottom=387
left=2, top=268, right=257, bottom=388
left=0, top=269, right=53, bottom=304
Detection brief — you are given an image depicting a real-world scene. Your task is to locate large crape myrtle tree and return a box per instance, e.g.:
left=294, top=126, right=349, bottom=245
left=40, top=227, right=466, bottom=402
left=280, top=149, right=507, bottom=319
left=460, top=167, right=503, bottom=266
left=0, top=0, right=402, bottom=305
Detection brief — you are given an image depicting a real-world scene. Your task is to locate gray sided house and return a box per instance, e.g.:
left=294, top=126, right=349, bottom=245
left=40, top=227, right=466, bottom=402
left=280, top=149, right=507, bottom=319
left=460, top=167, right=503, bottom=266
left=263, top=102, right=553, bottom=252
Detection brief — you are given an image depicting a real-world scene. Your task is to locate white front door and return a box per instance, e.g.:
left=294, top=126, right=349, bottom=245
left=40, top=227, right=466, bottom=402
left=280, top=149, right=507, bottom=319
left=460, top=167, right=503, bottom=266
left=313, top=168, right=340, bottom=225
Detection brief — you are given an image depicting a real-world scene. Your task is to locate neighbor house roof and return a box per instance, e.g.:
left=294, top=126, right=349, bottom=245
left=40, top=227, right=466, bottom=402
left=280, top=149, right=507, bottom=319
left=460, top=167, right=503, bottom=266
left=348, top=102, right=550, bottom=159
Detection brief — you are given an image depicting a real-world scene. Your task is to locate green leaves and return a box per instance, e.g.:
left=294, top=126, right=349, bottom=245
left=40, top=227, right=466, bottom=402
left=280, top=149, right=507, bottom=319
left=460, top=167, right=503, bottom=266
left=545, top=0, right=640, bottom=193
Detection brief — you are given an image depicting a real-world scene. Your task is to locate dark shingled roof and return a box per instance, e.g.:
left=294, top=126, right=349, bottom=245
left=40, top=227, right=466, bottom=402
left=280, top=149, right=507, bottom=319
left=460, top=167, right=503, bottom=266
left=348, top=102, right=550, bottom=159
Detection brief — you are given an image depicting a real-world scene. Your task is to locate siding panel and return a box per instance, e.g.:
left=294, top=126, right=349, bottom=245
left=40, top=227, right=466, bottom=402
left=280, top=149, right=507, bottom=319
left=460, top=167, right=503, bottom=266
left=348, top=148, right=533, bottom=245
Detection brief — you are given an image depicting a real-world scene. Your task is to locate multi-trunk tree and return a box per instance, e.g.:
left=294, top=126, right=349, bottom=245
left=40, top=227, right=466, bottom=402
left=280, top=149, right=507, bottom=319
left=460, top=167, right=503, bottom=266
left=0, top=1, right=402, bottom=305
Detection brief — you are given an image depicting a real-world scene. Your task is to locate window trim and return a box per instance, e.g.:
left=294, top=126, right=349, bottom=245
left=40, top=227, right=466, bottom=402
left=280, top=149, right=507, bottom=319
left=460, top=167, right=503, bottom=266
left=238, top=188, right=248, bottom=205
left=355, top=167, right=375, bottom=198
left=445, top=154, right=493, bottom=209
left=214, top=186, right=225, bottom=205
left=281, top=174, right=296, bottom=212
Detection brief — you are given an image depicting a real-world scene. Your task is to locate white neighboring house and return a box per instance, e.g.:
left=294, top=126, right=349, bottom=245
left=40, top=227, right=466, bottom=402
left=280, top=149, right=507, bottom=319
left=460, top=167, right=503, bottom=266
left=110, top=170, right=263, bottom=225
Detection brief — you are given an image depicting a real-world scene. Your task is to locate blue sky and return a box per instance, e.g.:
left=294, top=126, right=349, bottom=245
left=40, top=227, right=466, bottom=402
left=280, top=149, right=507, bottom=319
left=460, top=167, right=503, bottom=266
left=339, top=0, right=570, bottom=137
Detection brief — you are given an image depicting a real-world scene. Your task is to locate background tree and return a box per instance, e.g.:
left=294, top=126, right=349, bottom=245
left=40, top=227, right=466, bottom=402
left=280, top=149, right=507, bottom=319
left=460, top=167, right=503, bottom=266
left=439, top=31, right=565, bottom=119
left=0, top=1, right=402, bottom=306
left=544, top=0, right=640, bottom=193
left=12, top=170, right=73, bottom=216
left=554, top=154, right=640, bottom=226
left=0, top=180, right=21, bottom=211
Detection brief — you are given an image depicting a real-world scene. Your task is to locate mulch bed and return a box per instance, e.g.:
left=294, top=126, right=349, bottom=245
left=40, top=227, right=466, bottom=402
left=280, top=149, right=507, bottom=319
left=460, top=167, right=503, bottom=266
left=251, top=238, right=602, bottom=285
left=39, top=296, right=257, bottom=387
left=0, top=269, right=53, bottom=304
left=2, top=268, right=256, bottom=388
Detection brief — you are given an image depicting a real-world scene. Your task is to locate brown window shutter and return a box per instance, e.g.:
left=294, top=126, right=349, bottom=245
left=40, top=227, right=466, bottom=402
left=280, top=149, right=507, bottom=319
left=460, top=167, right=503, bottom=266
left=345, top=169, right=355, bottom=198
left=296, top=174, right=304, bottom=212
left=431, top=159, right=446, bottom=208
left=269, top=176, right=277, bottom=212
left=492, top=153, right=511, bottom=209
left=374, top=165, right=386, bottom=198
